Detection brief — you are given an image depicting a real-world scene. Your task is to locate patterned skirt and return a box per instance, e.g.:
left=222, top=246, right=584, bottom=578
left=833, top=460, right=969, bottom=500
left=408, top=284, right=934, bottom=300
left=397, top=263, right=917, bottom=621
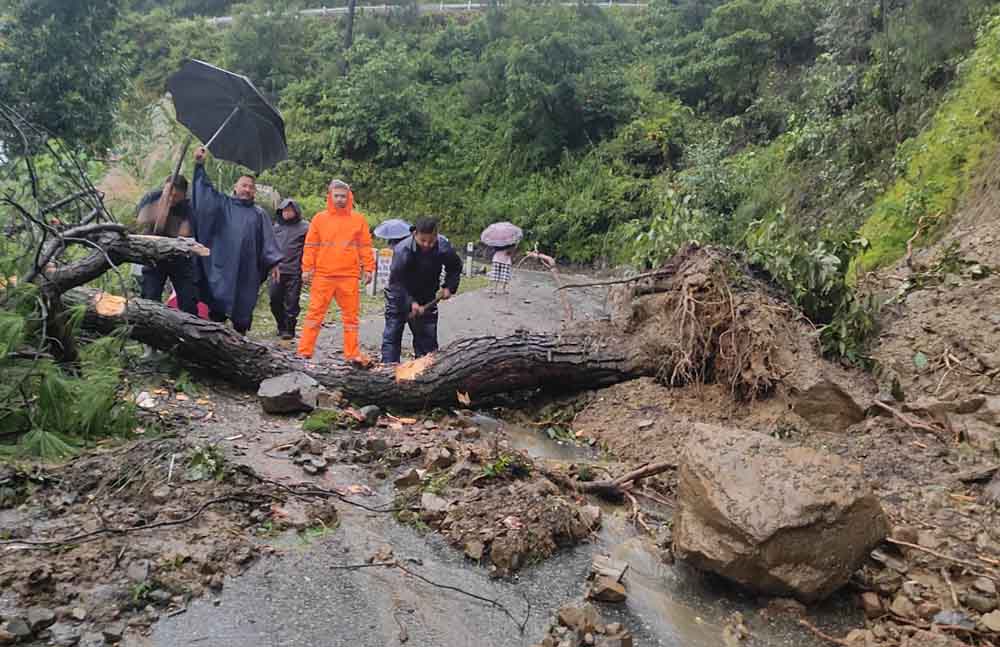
left=490, top=260, right=512, bottom=284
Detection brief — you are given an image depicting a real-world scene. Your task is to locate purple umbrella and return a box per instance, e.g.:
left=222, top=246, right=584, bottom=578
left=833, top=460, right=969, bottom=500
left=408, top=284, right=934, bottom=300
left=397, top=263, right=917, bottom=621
left=373, top=218, right=412, bottom=240
left=480, top=222, right=523, bottom=248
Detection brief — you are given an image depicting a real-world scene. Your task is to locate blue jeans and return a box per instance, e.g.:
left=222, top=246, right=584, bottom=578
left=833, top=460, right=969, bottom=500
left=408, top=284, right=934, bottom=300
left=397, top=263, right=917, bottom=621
left=141, top=259, right=197, bottom=316
left=381, top=303, right=439, bottom=364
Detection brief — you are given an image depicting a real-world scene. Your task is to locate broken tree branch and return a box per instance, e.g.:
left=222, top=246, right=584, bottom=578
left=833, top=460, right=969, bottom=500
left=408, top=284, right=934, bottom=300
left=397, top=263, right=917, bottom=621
left=524, top=251, right=573, bottom=322
left=558, top=266, right=678, bottom=291
left=872, top=401, right=950, bottom=440
left=797, top=619, right=850, bottom=647
left=885, top=537, right=1000, bottom=581
left=43, top=233, right=208, bottom=293
left=541, top=461, right=675, bottom=500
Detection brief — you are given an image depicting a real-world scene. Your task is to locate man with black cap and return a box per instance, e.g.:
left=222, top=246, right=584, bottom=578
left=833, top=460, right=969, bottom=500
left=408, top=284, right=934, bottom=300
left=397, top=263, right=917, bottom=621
left=269, top=198, right=309, bottom=340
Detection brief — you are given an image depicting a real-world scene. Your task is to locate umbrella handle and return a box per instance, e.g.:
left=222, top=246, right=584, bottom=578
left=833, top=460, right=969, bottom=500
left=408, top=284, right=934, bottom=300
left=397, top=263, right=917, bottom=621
left=203, top=105, right=241, bottom=150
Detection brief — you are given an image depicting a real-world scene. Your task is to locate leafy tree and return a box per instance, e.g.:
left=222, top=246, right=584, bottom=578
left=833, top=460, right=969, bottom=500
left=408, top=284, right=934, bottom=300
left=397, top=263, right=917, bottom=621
left=0, top=0, right=126, bottom=153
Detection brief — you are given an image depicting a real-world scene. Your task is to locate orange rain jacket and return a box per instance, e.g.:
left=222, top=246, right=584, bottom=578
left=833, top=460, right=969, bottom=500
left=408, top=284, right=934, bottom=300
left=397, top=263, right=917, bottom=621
left=301, top=189, right=375, bottom=278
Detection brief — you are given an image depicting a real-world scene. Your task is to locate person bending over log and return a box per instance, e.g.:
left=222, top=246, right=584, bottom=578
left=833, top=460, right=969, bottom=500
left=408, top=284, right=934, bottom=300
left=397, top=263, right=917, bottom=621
left=381, top=217, right=462, bottom=364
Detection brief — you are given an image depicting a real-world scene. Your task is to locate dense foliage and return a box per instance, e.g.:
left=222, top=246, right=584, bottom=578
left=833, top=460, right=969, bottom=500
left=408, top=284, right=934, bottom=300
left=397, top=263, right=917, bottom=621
left=2, top=0, right=1000, bottom=458
left=112, top=0, right=1000, bottom=362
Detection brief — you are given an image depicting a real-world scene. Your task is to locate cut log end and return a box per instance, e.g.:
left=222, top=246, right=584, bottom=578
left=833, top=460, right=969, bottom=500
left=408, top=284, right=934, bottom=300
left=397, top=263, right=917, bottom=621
left=395, top=354, right=436, bottom=382
left=93, top=291, right=127, bottom=317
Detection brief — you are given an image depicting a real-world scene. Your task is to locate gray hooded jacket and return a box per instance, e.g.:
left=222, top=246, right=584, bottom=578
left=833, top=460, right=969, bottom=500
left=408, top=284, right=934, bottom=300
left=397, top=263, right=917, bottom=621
left=273, top=198, right=310, bottom=276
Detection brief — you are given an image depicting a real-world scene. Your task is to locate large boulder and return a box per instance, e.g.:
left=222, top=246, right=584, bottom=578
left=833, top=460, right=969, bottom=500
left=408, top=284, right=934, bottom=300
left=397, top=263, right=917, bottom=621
left=257, top=372, right=319, bottom=414
left=672, top=424, right=888, bottom=602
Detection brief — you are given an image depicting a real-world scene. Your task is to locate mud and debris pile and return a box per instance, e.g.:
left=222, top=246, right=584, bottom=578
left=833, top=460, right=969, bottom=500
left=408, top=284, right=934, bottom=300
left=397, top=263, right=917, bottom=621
left=0, top=438, right=284, bottom=645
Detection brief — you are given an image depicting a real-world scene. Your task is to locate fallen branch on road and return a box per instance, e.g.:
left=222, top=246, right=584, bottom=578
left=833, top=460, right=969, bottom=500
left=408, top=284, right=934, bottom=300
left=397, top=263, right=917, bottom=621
left=557, top=267, right=678, bottom=291
left=872, top=401, right=951, bottom=440
left=541, top=461, right=675, bottom=500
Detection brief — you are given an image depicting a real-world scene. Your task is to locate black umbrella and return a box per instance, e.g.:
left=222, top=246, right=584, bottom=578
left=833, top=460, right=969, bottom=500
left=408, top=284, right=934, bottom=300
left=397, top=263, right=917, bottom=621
left=166, top=59, right=287, bottom=174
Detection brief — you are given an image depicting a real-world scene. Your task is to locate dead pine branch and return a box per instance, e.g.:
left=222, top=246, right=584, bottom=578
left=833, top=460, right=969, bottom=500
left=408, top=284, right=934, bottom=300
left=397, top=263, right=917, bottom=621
left=558, top=266, right=678, bottom=291
left=872, top=401, right=951, bottom=441
left=797, top=619, right=850, bottom=647
left=904, top=214, right=932, bottom=271
left=541, top=461, right=675, bottom=500
left=885, top=537, right=1000, bottom=582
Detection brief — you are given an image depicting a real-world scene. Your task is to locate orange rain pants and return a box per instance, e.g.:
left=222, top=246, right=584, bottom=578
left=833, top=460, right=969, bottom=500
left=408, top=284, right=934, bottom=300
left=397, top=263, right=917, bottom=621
left=296, top=276, right=361, bottom=359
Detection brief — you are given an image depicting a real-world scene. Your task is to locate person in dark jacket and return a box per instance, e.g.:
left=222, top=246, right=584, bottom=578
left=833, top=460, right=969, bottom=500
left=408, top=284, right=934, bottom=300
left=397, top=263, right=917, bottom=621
left=190, top=146, right=283, bottom=334
left=269, top=198, right=309, bottom=340
left=381, top=217, right=462, bottom=364
left=134, top=175, right=198, bottom=316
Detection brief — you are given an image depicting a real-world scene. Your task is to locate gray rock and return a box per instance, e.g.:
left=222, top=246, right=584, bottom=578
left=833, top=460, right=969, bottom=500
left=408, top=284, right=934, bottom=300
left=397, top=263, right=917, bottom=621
left=1, top=618, right=30, bottom=641
left=126, top=560, right=150, bottom=583
left=26, top=606, right=56, bottom=632
left=974, top=577, right=997, bottom=595
left=49, top=621, right=81, bottom=646
left=364, top=437, right=388, bottom=453
left=420, top=492, right=451, bottom=514
left=359, top=405, right=381, bottom=426
left=101, top=622, right=125, bottom=643
left=672, top=424, right=888, bottom=602
left=147, top=590, right=172, bottom=605
left=79, top=632, right=107, bottom=647
left=150, top=485, right=171, bottom=504
left=965, top=593, right=997, bottom=613
left=394, top=469, right=421, bottom=488
left=424, top=447, right=454, bottom=470
left=257, top=372, right=319, bottom=414
left=932, top=609, right=975, bottom=630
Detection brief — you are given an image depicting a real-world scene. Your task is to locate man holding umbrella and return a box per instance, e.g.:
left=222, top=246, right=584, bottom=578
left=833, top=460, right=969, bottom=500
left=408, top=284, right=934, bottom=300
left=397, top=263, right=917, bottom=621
left=190, top=146, right=282, bottom=334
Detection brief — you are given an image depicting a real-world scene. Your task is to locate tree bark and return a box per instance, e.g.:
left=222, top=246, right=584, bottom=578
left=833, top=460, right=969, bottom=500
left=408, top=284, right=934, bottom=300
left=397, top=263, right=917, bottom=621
left=64, top=288, right=649, bottom=408
left=42, top=232, right=208, bottom=294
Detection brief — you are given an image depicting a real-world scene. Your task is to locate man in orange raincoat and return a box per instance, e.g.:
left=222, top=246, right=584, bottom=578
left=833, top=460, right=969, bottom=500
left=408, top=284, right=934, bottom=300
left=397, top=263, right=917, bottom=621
left=297, top=179, right=375, bottom=363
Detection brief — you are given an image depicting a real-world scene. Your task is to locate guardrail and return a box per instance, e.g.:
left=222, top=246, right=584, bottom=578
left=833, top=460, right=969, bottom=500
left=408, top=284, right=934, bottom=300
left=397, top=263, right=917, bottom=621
left=206, top=2, right=647, bottom=24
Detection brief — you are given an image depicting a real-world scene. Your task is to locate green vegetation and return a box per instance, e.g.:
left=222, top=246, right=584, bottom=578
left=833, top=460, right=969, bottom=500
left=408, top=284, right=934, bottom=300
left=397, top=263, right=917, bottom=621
left=852, top=12, right=1000, bottom=274
left=2, top=0, right=1000, bottom=466
left=94, top=0, right=1000, bottom=366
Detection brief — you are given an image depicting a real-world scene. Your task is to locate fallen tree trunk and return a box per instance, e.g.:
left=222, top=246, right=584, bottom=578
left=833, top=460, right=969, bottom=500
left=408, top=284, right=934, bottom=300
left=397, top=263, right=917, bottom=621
left=65, top=288, right=650, bottom=408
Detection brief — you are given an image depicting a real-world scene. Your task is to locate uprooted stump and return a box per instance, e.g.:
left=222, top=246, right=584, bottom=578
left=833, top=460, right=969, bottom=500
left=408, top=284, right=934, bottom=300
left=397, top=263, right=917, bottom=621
left=610, top=244, right=814, bottom=401
left=596, top=244, right=873, bottom=428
